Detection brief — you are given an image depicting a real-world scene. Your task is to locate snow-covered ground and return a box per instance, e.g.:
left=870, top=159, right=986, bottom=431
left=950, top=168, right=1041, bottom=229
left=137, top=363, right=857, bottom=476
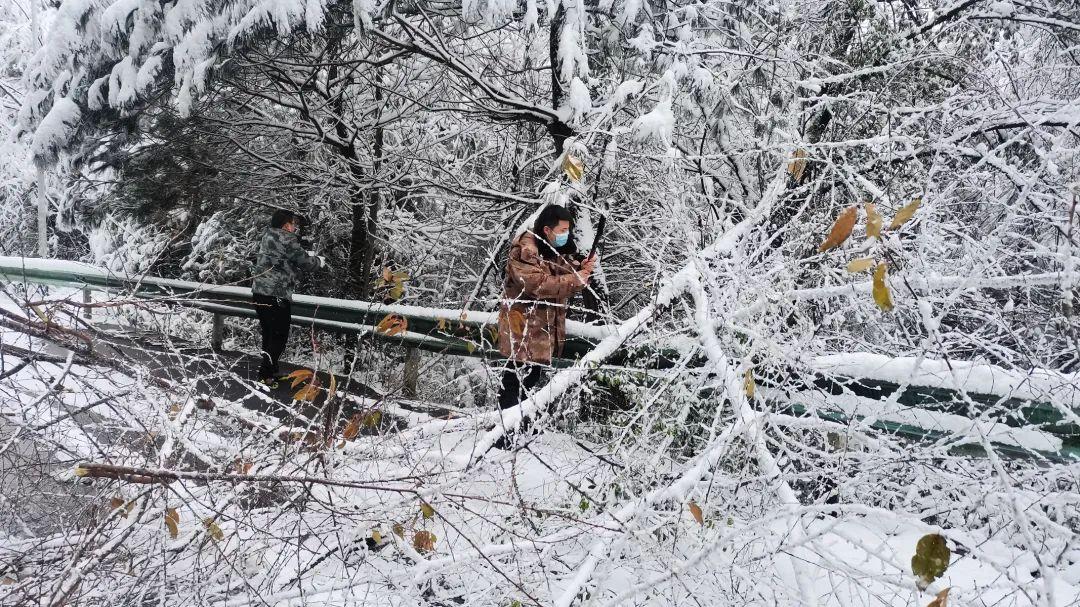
left=1, top=286, right=1077, bottom=606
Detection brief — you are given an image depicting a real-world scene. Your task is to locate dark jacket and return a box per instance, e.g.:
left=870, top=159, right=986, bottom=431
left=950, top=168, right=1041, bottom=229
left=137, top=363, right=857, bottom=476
left=252, top=228, right=320, bottom=298
left=497, top=232, right=587, bottom=364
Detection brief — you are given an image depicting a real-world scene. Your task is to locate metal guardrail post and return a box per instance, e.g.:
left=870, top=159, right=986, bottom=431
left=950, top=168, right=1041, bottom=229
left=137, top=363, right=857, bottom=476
left=211, top=313, right=224, bottom=352
left=82, top=287, right=92, bottom=319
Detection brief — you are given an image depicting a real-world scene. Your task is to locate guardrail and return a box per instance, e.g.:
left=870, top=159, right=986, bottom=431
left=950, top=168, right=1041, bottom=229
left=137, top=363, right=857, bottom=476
left=0, top=256, right=609, bottom=362
left=1, top=256, right=1076, bottom=462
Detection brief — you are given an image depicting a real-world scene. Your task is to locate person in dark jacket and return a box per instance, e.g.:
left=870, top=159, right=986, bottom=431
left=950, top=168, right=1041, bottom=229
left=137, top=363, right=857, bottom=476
left=252, top=210, right=324, bottom=387
left=494, top=204, right=596, bottom=445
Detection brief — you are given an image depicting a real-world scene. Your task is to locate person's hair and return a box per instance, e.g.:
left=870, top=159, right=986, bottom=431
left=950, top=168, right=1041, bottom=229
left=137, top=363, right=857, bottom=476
left=270, top=209, right=297, bottom=229
left=531, top=204, right=574, bottom=258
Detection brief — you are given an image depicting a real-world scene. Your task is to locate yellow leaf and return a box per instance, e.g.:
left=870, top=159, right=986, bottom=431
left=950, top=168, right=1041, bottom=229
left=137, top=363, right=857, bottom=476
left=846, top=257, right=875, bottom=273
left=743, top=369, right=755, bottom=399
left=74, top=465, right=89, bottom=477
left=889, top=197, right=922, bottom=230
left=286, top=369, right=314, bottom=389
left=818, top=206, right=858, bottom=253
left=487, top=327, right=499, bottom=344
left=926, top=588, right=950, bottom=607
left=872, top=262, right=894, bottom=311
left=203, top=518, right=224, bottom=541
left=168, top=403, right=183, bottom=421
left=420, top=502, right=435, bottom=519
left=912, top=533, right=950, bottom=590
left=293, top=383, right=320, bottom=402
left=361, top=410, right=382, bottom=428
left=437, top=318, right=448, bottom=332
left=788, top=148, right=808, bottom=182
left=465, top=341, right=476, bottom=354
left=688, top=501, right=704, bottom=526
left=30, top=305, right=49, bottom=324
left=392, top=523, right=405, bottom=538
left=371, top=530, right=382, bottom=544
left=165, top=508, right=180, bottom=539
left=413, top=530, right=436, bottom=554
left=563, top=155, right=584, bottom=182
left=343, top=415, right=361, bottom=440
left=382, top=267, right=393, bottom=282
left=388, top=282, right=405, bottom=301
left=864, top=202, right=883, bottom=238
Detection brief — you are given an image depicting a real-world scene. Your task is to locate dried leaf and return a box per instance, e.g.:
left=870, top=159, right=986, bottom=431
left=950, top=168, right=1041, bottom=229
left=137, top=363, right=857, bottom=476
left=818, top=206, right=858, bottom=253
left=371, top=530, right=382, bottom=544
left=392, top=523, right=405, bottom=539
left=203, top=518, right=225, bottom=541
left=872, top=262, right=894, bottom=311
left=507, top=309, right=526, bottom=335
left=286, top=369, right=314, bottom=389
left=437, top=318, right=448, bottom=332
left=382, top=267, right=393, bottom=282
left=788, top=148, right=808, bottom=182
left=328, top=373, right=337, bottom=398
left=343, top=415, right=361, bottom=441
left=911, top=533, right=950, bottom=590
left=413, top=530, right=436, bottom=554
left=846, top=257, right=875, bottom=273
left=235, top=459, right=253, bottom=475
left=465, top=341, right=476, bottom=354
left=420, top=502, right=435, bottom=519
left=376, top=314, right=408, bottom=336
left=563, top=155, right=584, bottom=182
left=689, top=501, right=704, bottom=526
left=926, top=588, right=950, bottom=607
left=743, top=369, right=755, bottom=399
left=889, top=197, right=922, bottom=230
left=165, top=508, right=180, bottom=539
left=109, top=496, right=124, bottom=511
left=74, top=466, right=89, bottom=477
left=293, top=383, right=320, bottom=402
left=167, top=403, right=183, bottom=421
left=864, top=202, right=883, bottom=238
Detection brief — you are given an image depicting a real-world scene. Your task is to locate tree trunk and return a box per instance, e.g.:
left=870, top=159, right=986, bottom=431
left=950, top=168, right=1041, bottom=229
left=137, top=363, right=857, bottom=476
left=547, top=4, right=574, bottom=155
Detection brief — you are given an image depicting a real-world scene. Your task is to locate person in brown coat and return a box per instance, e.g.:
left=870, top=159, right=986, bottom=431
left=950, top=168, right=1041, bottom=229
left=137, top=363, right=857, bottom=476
left=495, top=205, right=597, bottom=441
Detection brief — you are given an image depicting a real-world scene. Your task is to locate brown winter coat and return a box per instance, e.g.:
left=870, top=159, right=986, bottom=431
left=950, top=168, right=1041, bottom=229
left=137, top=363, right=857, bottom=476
left=497, top=232, right=587, bottom=364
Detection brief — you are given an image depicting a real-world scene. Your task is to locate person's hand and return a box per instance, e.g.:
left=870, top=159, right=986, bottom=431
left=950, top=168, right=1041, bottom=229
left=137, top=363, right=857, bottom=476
left=579, top=254, right=598, bottom=280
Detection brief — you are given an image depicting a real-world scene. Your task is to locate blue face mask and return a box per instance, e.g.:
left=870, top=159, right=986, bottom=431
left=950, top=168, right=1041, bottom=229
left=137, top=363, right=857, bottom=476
left=552, top=231, right=569, bottom=248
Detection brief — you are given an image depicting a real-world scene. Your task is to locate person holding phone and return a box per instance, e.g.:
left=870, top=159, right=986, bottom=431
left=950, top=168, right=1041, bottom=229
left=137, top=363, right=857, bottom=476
left=494, top=204, right=597, bottom=446
left=251, top=210, right=325, bottom=388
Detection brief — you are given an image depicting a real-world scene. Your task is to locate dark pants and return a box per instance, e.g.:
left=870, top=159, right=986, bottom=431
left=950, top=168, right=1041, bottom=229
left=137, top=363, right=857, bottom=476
left=498, top=363, right=547, bottom=410
left=495, top=363, right=547, bottom=448
left=253, top=293, right=290, bottom=380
